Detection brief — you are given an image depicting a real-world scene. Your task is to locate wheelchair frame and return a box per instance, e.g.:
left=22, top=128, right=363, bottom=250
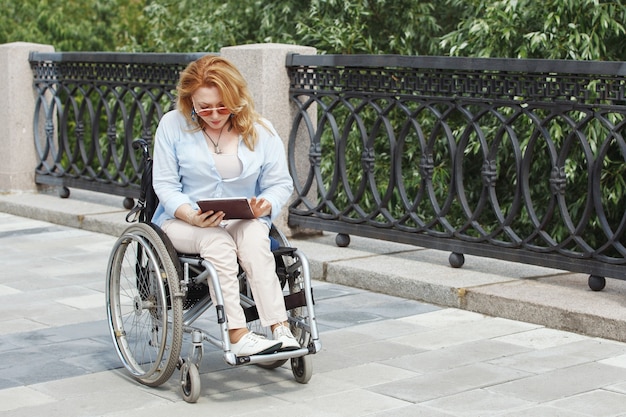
left=105, top=141, right=321, bottom=403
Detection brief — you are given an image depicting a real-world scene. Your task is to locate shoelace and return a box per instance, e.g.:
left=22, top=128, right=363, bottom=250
left=274, top=325, right=292, bottom=338
left=246, top=332, right=266, bottom=344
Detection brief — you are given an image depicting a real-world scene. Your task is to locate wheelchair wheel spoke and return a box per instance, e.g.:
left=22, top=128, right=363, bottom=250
left=106, top=223, right=183, bottom=387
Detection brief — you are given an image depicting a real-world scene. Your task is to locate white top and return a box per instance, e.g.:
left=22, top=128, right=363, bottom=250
left=213, top=152, right=243, bottom=179
left=151, top=110, right=293, bottom=228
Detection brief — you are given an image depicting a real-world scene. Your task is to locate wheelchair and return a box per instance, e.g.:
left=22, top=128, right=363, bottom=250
left=105, top=140, right=321, bottom=403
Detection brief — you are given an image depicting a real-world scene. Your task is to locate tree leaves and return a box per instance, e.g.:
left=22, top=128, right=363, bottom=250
left=3, top=0, right=625, bottom=61
left=440, top=0, right=626, bottom=61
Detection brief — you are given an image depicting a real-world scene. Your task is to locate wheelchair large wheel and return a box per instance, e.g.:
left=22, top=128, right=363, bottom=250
left=106, top=223, right=183, bottom=387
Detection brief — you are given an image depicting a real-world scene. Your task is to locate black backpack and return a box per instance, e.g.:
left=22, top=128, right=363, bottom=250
left=126, top=139, right=159, bottom=224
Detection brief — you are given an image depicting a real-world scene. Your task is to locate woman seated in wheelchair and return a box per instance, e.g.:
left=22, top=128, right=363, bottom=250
left=151, top=55, right=299, bottom=357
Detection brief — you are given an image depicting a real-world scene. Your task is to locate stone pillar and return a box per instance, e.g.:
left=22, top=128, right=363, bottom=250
left=0, top=42, right=55, bottom=193
left=220, top=44, right=317, bottom=236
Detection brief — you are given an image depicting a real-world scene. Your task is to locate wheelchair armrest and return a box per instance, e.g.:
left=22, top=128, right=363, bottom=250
left=272, top=246, right=297, bottom=256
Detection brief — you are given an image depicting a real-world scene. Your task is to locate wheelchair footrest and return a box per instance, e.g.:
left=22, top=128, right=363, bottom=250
left=243, top=289, right=312, bottom=322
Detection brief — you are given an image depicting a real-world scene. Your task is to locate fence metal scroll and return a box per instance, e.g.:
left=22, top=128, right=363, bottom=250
left=285, top=53, right=626, bottom=287
left=29, top=52, right=204, bottom=202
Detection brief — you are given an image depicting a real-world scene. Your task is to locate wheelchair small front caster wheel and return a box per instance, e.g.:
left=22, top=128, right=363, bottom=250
left=291, top=355, right=312, bottom=384
left=588, top=275, right=606, bottom=292
left=180, top=361, right=201, bottom=403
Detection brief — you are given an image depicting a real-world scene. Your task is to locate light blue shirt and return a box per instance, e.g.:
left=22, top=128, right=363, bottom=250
left=151, top=110, right=293, bottom=228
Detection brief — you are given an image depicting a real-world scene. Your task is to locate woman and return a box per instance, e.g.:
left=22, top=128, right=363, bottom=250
left=151, top=55, right=299, bottom=356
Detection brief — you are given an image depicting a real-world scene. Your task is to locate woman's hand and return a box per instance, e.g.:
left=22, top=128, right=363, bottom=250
left=177, top=205, right=225, bottom=227
left=249, top=197, right=272, bottom=218
left=191, top=208, right=225, bottom=227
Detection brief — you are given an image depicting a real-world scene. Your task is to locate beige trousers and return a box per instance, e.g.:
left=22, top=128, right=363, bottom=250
left=161, top=218, right=287, bottom=329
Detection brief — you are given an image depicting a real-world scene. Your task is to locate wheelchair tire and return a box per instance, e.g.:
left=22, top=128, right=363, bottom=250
left=180, top=361, right=201, bottom=403
left=106, top=223, right=183, bottom=387
left=291, top=354, right=312, bottom=384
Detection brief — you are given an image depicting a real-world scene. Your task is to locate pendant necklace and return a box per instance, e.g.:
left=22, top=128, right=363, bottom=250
left=203, top=124, right=226, bottom=154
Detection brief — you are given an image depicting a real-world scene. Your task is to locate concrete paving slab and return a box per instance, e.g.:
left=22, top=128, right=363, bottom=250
left=369, top=362, right=532, bottom=403
left=382, top=338, right=532, bottom=373
left=0, top=284, right=20, bottom=296
left=492, top=327, right=590, bottom=349
left=317, top=362, right=419, bottom=388
left=491, top=338, right=626, bottom=373
left=3, top=191, right=626, bottom=415
left=422, top=388, right=536, bottom=416
left=488, top=361, right=626, bottom=403
left=0, top=318, right=49, bottom=335
left=367, top=405, right=458, bottom=417
left=0, top=386, right=56, bottom=413
left=244, top=388, right=412, bottom=417
left=499, top=406, right=591, bottom=417
left=549, top=389, right=626, bottom=417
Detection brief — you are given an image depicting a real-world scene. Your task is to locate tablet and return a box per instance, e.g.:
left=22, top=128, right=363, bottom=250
left=196, top=197, right=255, bottom=220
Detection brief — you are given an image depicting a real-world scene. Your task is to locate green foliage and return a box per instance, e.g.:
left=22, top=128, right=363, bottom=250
left=0, top=0, right=143, bottom=51
left=1, top=0, right=451, bottom=54
left=118, top=0, right=448, bottom=55
left=5, top=0, right=624, bottom=60
left=440, top=0, right=626, bottom=60
left=292, top=0, right=443, bottom=54
left=3, top=0, right=625, bottom=58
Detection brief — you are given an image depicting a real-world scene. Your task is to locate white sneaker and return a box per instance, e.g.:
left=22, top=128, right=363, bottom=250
left=273, top=324, right=300, bottom=351
left=230, top=332, right=281, bottom=356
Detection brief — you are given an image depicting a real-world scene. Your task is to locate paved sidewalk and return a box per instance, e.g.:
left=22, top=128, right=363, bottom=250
left=2, top=190, right=626, bottom=415
left=2, top=214, right=626, bottom=416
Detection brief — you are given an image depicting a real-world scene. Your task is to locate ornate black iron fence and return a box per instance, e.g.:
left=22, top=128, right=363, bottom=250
left=29, top=52, right=204, bottom=205
left=286, top=54, right=626, bottom=289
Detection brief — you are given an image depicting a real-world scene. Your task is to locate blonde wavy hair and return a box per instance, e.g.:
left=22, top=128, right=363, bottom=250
left=176, top=55, right=268, bottom=150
